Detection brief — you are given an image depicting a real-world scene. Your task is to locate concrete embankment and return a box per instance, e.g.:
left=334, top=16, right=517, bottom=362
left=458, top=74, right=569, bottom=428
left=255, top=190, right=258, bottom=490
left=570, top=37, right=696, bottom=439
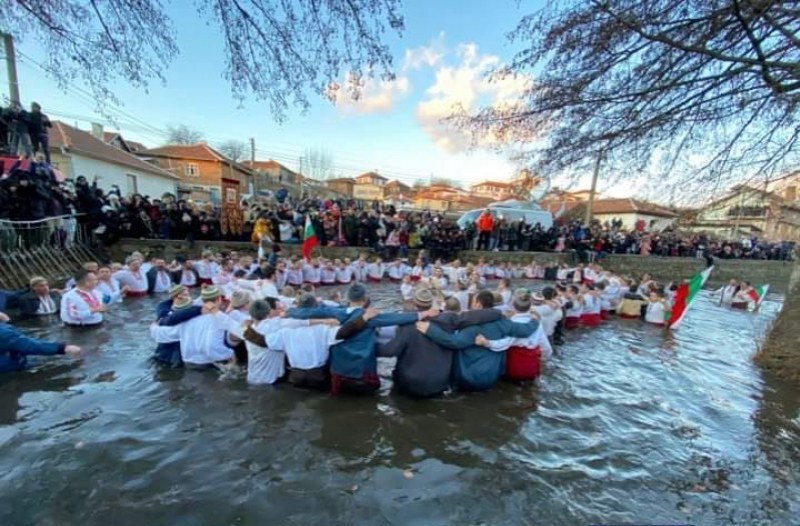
left=111, top=238, right=794, bottom=293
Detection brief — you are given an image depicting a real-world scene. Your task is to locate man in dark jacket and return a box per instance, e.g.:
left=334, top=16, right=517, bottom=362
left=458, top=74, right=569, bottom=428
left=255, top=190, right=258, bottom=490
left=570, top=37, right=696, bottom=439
left=18, top=276, right=61, bottom=318
left=28, top=102, right=52, bottom=164
left=378, top=288, right=505, bottom=398
left=0, top=314, right=82, bottom=373
left=417, top=289, right=538, bottom=392
left=285, top=283, right=437, bottom=394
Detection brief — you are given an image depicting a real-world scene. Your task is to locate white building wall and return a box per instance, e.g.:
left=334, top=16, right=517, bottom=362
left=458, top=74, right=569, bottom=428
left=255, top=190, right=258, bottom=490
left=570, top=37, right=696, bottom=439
left=68, top=155, right=177, bottom=198
left=593, top=212, right=668, bottom=230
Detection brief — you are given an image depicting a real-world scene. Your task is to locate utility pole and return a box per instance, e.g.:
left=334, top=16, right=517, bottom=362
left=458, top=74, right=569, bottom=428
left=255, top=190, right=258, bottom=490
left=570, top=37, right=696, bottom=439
left=249, top=137, right=257, bottom=194
left=585, top=150, right=603, bottom=225
left=2, top=32, right=21, bottom=107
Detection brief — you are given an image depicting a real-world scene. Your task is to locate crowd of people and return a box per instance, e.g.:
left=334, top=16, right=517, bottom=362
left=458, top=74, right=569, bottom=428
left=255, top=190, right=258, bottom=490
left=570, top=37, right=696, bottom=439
left=3, top=246, right=757, bottom=398
left=0, top=103, right=794, bottom=262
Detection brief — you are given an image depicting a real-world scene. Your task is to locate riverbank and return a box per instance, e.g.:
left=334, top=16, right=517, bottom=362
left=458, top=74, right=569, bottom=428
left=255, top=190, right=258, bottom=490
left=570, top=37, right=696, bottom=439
left=110, top=238, right=795, bottom=292
left=756, top=262, right=800, bottom=384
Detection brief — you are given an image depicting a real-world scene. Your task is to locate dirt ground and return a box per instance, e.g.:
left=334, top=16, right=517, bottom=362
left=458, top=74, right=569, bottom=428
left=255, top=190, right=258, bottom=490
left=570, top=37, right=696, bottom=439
left=755, top=263, right=800, bottom=385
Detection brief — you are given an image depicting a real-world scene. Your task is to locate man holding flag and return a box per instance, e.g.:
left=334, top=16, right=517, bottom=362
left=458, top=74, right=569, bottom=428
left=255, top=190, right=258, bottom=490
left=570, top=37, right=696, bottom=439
left=301, top=213, right=318, bottom=261
left=666, top=266, right=714, bottom=330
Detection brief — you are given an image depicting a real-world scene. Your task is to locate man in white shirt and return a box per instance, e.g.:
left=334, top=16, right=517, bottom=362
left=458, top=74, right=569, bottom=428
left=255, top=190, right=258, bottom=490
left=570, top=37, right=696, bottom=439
left=149, top=287, right=234, bottom=369
left=259, top=266, right=280, bottom=299
left=61, top=269, right=106, bottom=326
left=264, top=296, right=378, bottom=390
left=475, top=289, right=552, bottom=381
left=113, top=257, right=149, bottom=297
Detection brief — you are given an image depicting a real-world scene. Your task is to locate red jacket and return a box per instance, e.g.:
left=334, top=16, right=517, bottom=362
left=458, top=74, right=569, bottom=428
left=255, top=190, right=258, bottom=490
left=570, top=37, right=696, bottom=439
left=477, top=212, right=494, bottom=232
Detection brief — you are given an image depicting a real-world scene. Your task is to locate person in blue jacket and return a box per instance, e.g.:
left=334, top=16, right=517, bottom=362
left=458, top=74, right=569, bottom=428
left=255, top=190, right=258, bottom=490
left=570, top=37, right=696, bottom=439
left=0, top=312, right=82, bottom=373
left=285, top=283, right=438, bottom=394
left=416, top=289, right=538, bottom=392
left=152, top=285, right=203, bottom=367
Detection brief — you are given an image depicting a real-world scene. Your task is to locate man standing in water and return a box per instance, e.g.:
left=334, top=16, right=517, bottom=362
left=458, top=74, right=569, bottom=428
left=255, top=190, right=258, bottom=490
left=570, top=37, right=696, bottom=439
left=0, top=312, right=82, bottom=373
left=60, top=269, right=106, bottom=327
left=285, top=283, right=437, bottom=394
left=416, top=290, right=538, bottom=392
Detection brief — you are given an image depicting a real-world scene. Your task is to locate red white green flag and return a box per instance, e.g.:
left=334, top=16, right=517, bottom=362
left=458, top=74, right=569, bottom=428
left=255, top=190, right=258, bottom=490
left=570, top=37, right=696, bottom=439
left=667, top=266, right=714, bottom=330
left=747, top=284, right=769, bottom=306
left=301, top=214, right=318, bottom=260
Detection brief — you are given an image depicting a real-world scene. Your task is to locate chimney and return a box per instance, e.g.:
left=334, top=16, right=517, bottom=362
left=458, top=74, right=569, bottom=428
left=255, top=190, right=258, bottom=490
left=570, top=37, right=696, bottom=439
left=91, top=123, right=104, bottom=140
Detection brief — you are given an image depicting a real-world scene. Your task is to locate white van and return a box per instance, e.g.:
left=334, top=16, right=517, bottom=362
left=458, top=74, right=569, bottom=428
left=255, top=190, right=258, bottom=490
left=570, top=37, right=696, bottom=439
left=457, top=200, right=553, bottom=230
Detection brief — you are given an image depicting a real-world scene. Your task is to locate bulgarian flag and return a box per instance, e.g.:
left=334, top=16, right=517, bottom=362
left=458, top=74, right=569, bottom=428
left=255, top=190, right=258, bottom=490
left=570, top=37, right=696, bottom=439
left=667, top=266, right=714, bottom=330
left=301, top=214, right=318, bottom=260
left=747, top=284, right=770, bottom=306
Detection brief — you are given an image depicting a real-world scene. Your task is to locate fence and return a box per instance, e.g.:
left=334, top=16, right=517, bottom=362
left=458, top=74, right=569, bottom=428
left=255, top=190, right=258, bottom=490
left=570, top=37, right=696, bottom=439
left=0, top=215, right=102, bottom=289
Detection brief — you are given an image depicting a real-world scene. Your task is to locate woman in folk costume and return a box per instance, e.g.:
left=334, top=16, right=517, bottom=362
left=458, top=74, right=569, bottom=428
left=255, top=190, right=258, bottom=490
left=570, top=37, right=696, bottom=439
left=579, top=283, right=603, bottom=327
left=60, top=269, right=106, bottom=327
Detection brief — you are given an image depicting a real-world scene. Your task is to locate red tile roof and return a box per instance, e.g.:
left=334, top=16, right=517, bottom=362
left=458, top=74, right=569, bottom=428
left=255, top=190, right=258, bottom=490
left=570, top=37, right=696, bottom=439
left=50, top=121, right=178, bottom=179
left=471, top=180, right=514, bottom=189
left=137, top=143, right=226, bottom=162
left=591, top=198, right=677, bottom=217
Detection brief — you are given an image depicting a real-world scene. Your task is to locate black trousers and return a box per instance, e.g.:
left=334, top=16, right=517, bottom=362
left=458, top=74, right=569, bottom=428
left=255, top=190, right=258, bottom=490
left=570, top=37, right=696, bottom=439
left=478, top=231, right=491, bottom=251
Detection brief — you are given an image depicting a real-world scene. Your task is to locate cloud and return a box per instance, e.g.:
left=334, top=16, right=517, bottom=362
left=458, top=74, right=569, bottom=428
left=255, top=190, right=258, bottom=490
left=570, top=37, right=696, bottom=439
left=415, top=43, right=531, bottom=153
left=327, top=74, right=411, bottom=114
left=403, top=32, right=446, bottom=71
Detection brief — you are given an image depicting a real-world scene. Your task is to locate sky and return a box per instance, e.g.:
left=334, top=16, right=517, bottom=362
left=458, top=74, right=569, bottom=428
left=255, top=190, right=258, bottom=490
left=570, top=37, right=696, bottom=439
left=3, top=0, right=636, bottom=196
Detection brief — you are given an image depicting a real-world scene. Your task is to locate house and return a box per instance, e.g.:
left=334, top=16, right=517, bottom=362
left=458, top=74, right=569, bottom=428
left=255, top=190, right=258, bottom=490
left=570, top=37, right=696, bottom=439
left=590, top=198, right=677, bottom=229
left=354, top=171, right=388, bottom=186
left=470, top=180, right=516, bottom=201
left=100, top=129, right=147, bottom=153
left=326, top=177, right=356, bottom=197
left=413, top=185, right=492, bottom=212
left=353, top=171, right=388, bottom=200
left=243, top=160, right=300, bottom=185
left=48, top=121, right=178, bottom=198
left=136, top=143, right=252, bottom=204
left=688, top=184, right=800, bottom=241
left=385, top=179, right=413, bottom=200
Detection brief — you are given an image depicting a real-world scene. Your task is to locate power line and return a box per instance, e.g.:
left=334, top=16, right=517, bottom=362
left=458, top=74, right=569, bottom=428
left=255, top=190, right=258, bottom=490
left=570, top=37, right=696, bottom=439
left=14, top=51, right=446, bottom=184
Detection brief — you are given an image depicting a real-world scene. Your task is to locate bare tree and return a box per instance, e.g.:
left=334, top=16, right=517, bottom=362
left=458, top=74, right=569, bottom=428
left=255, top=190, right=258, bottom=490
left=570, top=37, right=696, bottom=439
left=218, top=140, right=248, bottom=162
left=1, top=0, right=403, bottom=121
left=300, top=147, right=335, bottom=180
left=455, top=0, right=800, bottom=200
left=165, top=125, right=204, bottom=145
left=430, top=176, right=460, bottom=188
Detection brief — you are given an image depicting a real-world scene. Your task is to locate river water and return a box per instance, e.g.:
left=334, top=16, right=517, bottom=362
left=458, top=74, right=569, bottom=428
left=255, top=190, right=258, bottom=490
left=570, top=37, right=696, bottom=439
left=0, top=283, right=798, bottom=526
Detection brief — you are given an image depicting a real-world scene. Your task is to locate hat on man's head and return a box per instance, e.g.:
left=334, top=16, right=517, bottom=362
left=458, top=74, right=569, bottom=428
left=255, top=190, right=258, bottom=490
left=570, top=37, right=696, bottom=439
left=201, top=287, right=221, bottom=302
left=512, top=288, right=532, bottom=312
left=347, top=283, right=367, bottom=303
left=168, top=284, right=187, bottom=298
left=172, top=297, right=192, bottom=311
left=531, top=291, right=545, bottom=303
left=230, top=290, right=251, bottom=309
left=413, top=288, right=434, bottom=310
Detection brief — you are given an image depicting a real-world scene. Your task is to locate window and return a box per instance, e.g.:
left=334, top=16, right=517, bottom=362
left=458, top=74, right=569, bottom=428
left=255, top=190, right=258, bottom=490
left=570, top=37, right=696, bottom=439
left=126, top=174, right=138, bottom=195
left=185, top=163, right=199, bottom=177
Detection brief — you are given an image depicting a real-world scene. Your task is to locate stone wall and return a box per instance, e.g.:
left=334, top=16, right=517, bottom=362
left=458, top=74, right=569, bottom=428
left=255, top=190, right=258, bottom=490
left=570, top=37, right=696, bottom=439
left=111, top=240, right=794, bottom=292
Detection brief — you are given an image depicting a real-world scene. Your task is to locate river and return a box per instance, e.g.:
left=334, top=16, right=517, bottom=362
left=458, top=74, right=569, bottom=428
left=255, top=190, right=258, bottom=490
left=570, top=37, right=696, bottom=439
left=0, top=283, right=798, bottom=525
